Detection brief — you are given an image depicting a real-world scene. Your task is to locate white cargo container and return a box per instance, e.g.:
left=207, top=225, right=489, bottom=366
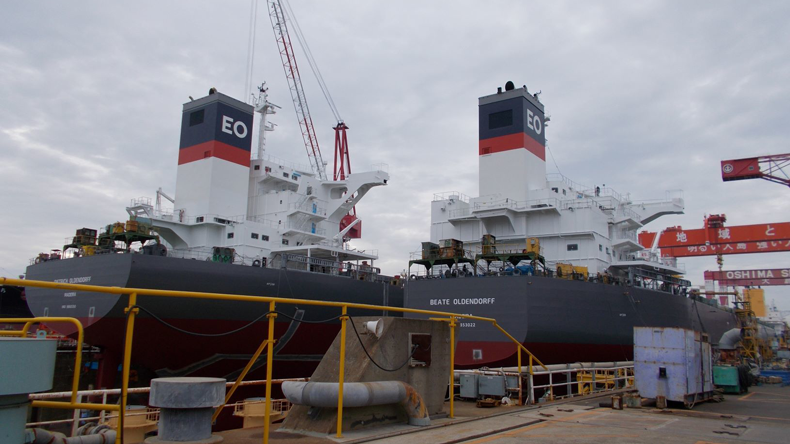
left=633, top=327, right=714, bottom=408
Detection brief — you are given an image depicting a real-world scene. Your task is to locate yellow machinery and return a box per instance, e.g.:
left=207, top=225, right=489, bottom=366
left=733, top=289, right=760, bottom=363
left=577, top=368, right=633, bottom=395
left=482, top=234, right=497, bottom=255
left=556, top=263, right=588, bottom=280
left=525, top=237, right=540, bottom=255
left=744, top=288, right=766, bottom=317
left=556, top=263, right=574, bottom=279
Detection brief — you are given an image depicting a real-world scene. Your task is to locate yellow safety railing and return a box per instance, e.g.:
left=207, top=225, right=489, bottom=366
left=1, top=277, right=547, bottom=443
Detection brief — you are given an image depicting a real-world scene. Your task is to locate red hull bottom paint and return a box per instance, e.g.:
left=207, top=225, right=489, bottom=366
left=454, top=341, right=632, bottom=369
left=58, top=315, right=632, bottom=380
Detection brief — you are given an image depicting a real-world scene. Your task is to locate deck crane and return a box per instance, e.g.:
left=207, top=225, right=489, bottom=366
left=267, top=0, right=361, bottom=238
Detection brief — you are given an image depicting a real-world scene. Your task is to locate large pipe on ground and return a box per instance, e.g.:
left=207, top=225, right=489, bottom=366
left=718, top=328, right=742, bottom=350
left=282, top=381, right=430, bottom=426
left=26, top=426, right=116, bottom=444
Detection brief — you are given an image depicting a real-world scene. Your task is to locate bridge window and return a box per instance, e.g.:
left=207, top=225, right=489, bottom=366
left=262, top=235, right=269, bottom=241
left=489, top=109, right=513, bottom=129
left=189, top=109, right=204, bottom=126
left=227, top=232, right=234, bottom=239
left=282, top=239, right=289, bottom=245
left=567, top=244, right=578, bottom=251
left=251, top=233, right=259, bottom=239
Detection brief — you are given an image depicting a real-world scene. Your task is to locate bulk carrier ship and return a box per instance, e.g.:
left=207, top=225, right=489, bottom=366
left=404, top=81, right=775, bottom=367
left=23, top=82, right=775, bottom=388
left=24, top=88, right=403, bottom=387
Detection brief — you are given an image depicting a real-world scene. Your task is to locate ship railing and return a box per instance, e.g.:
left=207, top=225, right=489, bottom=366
left=246, top=215, right=279, bottom=228
left=1, top=277, right=549, bottom=443
left=288, top=201, right=327, bottom=216
left=448, top=207, right=471, bottom=219
left=454, top=361, right=634, bottom=405
left=24, top=378, right=305, bottom=436
left=147, top=210, right=247, bottom=226
left=470, top=197, right=561, bottom=213
left=370, top=162, right=389, bottom=173
left=619, top=207, right=643, bottom=222
left=433, top=191, right=472, bottom=203
left=262, top=153, right=314, bottom=174
left=612, top=228, right=638, bottom=243
left=547, top=173, right=627, bottom=203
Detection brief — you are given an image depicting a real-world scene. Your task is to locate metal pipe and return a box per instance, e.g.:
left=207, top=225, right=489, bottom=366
left=29, top=378, right=307, bottom=400
left=499, top=361, right=634, bottom=373
left=30, top=401, right=121, bottom=411
left=26, top=427, right=116, bottom=444
left=282, top=381, right=430, bottom=426
left=717, top=328, right=741, bottom=350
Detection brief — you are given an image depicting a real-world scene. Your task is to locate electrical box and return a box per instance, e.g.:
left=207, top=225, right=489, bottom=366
left=713, top=366, right=742, bottom=394
left=459, top=374, right=478, bottom=399
left=478, top=375, right=506, bottom=397
left=409, top=333, right=431, bottom=367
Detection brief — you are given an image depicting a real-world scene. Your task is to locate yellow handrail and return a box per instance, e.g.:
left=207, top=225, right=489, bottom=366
left=0, top=316, right=84, bottom=404
left=3, top=276, right=548, bottom=444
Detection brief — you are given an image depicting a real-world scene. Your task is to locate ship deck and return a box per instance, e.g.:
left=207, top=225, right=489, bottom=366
left=218, top=384, right=790, bottom=444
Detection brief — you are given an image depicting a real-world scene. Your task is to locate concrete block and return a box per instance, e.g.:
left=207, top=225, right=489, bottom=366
left=281, top=317, right=454, bottom=434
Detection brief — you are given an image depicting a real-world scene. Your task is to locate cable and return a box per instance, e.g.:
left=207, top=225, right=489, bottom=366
left=546, top=143, right=562, bottom=176
left=125, top=304, right=343, bottom=338
left=282, top=0, right=342, bottom=122
left=125, top=303, right=418, bottom=371
left=276, top=310, right=343, bottom=324
left=127, top=305, right=271, bottom=337
left=348, top=315, right=423, bottom=372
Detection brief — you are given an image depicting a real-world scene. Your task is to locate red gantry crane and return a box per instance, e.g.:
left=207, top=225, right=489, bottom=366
left=721, top=153, right=790, bottom=188
left=638, top=214, right=790, bottom=258
left=268, top=0, right=361, bottom=238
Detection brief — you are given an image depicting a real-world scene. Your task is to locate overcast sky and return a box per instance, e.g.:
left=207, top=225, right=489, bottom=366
left=2, top=1, right=789, bottom=314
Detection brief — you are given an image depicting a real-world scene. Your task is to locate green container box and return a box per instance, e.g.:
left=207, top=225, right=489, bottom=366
left=713, top=365, right=741, bottom=394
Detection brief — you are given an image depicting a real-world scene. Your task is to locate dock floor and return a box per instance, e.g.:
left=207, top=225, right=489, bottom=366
left=218, top=385, right=790, bottom=444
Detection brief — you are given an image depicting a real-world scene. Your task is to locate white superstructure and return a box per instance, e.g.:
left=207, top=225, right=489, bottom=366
left=428, top=83, right=685, bottom=276
left=128, top=89, right=388, bottom=270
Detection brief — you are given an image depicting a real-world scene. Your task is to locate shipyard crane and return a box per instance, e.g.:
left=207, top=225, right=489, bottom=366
left=721, top=153, right=790, bottom=188
left=268, top=0, right=327, bottom=180
left=267, top=0, right=361, bottom=238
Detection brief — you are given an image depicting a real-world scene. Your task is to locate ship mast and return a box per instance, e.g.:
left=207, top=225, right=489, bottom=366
left=252, top=82, right=280, bottom=159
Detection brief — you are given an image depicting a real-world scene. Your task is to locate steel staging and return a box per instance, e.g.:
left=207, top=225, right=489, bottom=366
left=0, top=276, right=547, bottom=444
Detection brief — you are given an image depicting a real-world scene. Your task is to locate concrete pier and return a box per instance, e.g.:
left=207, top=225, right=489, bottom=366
left=218, top=384, right=790, bottom=444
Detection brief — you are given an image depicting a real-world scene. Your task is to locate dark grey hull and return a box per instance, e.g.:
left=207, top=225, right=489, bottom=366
left=404, top=275, right=744, bottom=366
left=24, top=254, right=403, bottom=379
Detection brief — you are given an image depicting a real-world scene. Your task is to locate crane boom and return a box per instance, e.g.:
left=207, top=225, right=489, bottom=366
left=268, top=0, right=327, bottom=180
left=721, top=153, right=790, bottom=187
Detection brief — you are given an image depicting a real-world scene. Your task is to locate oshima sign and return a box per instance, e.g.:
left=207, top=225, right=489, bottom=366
left=704, top=268, right=790, bottom=286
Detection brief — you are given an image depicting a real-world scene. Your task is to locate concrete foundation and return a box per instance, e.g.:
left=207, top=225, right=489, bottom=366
left=281, top=317, right=454, bottom=434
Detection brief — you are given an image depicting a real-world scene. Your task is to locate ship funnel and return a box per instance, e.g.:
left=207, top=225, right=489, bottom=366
left=365, top=319, right=384, bottom=339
